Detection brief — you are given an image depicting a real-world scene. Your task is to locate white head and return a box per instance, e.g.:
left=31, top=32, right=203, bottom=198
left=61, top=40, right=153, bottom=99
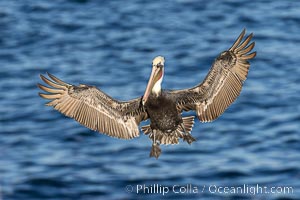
left=142, top=56, right=165, bottom=105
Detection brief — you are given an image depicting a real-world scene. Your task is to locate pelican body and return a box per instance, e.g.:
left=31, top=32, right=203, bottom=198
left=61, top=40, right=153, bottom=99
left=38, top=30, right=256, bottom=158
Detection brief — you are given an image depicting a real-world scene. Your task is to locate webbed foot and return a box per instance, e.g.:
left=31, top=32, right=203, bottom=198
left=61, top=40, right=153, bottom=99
left=150, top=144, right=162, bottom=159
left=183, top=134, right=196, bottom=144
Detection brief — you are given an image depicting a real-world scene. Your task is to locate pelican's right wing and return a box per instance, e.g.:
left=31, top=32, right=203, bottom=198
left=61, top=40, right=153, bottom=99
left=38, top=73, right=148, bottom=139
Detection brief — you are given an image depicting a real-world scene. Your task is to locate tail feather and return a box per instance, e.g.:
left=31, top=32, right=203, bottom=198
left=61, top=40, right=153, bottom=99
left=141, top=116, right=195, bottom=145
left=180, top=116, right=195, bottom=134
left=141, top=124, right=151, bottom=135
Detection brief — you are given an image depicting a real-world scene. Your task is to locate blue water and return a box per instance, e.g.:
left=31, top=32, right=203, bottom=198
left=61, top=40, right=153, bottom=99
left=1, top=0, right=300, bottom=199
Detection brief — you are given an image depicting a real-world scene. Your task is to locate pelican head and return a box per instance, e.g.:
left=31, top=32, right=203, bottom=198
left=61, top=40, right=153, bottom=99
left=142, top=56, right=165, bottom=105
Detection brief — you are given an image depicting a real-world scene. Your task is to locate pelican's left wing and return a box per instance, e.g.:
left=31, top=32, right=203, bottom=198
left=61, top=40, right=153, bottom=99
left=38, top=73, right=148, bottom=139
left=170, top=29, right=256, bottom=122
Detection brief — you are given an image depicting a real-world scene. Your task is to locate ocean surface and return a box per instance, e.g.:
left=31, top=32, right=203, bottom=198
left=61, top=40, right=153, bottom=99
left=1, top=0, right=300, bottom=199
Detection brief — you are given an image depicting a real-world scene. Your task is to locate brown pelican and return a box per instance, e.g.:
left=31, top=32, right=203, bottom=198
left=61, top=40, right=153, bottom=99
left=38, top=29, right=256, bottom=158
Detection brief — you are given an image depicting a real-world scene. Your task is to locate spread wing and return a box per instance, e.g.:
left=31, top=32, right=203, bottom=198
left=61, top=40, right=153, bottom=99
left=38, top=73, right=148, bottom=139
left=170, top=29, right=256, bottom=122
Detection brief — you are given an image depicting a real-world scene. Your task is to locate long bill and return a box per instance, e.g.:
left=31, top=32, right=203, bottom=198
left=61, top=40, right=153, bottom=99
left=142, top=67, right=162, bottom=105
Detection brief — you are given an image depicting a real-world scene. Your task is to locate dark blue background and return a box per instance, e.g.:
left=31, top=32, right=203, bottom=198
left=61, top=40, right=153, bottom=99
left=1, top=0, right=299, bottom=199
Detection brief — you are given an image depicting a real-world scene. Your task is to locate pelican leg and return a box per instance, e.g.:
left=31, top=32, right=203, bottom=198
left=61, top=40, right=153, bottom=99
left=149, top=130, right=162, bottom=159
left=183, top=134, right=196, bottom=144
left=181, top=123, right=196, bottom=144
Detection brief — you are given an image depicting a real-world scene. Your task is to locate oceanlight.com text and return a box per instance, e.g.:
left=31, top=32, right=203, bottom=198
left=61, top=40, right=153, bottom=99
left=125, top=184, right=293, bottom=196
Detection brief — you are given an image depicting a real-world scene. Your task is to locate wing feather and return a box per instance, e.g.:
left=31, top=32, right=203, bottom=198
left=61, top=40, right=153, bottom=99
left=170, top=29, right=256, bottom=122
left=38, top=73, right=148, bottom=139
left=236, top=33, right=253, bottom=51
left=229, top=29, right=246, bottom=51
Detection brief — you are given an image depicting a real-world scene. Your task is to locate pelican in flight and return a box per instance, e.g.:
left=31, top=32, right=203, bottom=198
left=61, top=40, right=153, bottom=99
left=38, top=29, right=256, bottom=158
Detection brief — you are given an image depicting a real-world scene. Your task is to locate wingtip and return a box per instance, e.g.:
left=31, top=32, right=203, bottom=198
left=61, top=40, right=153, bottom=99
left=231, top=30, right=256, bottom=53
left=47, top=72, right=70, bottom=86
left=229, top=29, right=247, bottom=51
left=46, top=71, right=52, bottom=78
left=37, top=83, right=43, bottom=90
left=39, top=74, right=48, bottom=82
left=38, top=92, right=52, bottom=106
left=38, top=92, right=45, bottom=98
left=246, top=33, right=254, bottom=44
left=248, top=32, right=254, bottom=39
left=241, top=28, right=246, bottom=36
left=39, top=72, right=52, bottom=81
left=241, top=28, right=246, bottom=35
left=39, top=74, right=45, bottom=79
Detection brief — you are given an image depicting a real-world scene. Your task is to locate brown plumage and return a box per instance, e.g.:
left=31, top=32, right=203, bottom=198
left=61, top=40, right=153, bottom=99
left=38, top=29, right=256, bottom=158
left=170, top=29, right=256, bottom=122
left=38, top=74, right=147, bottom=139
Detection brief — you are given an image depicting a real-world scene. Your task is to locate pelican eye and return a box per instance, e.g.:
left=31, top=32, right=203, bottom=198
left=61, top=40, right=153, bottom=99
left=156, top=63, right=163, bottom=68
